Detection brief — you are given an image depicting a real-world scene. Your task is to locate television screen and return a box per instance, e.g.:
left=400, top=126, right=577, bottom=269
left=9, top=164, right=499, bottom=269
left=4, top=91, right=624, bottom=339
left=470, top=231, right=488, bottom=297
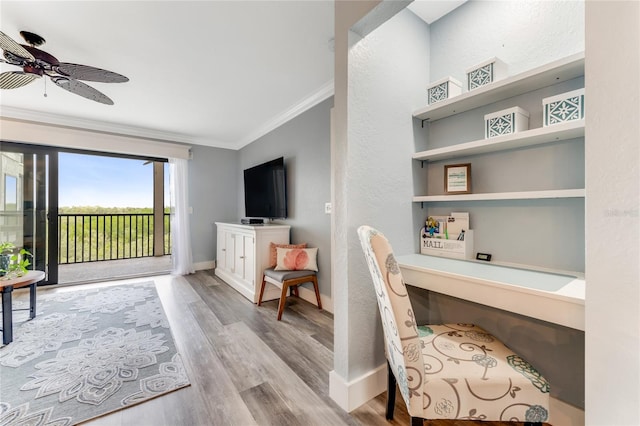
left=243, top=157, right=287, bottom=219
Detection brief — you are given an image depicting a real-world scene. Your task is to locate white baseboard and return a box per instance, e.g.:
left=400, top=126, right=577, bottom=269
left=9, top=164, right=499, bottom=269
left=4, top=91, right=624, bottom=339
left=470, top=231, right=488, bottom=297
left=193, top=260, right=215, bottom=271
left=329, top=364, right=387, bottom=412
left=329, top=363, right=585, bottom=423
left=297, top=284, right=333, bottom=314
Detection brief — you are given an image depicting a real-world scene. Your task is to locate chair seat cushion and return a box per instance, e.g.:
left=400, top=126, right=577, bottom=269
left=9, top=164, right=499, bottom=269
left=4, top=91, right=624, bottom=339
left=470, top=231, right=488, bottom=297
left=263, top=268, right=316, bottom=282
left=415, top=323, right=550, bottom=422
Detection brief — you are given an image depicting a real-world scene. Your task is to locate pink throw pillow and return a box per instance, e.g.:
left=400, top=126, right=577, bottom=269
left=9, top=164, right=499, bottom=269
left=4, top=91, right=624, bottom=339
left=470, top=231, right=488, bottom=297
left=275, top=247, right=318, bottom=272
left=269, top=242, right=307, bottom=268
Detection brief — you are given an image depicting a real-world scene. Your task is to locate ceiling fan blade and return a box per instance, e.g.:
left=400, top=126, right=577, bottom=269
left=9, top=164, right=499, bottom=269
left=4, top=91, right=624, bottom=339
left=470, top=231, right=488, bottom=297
left=56, top=63, right=128, bottom=83
left=0, top=71, right=38, bottom=89
left=51, top=76, right=114, bottom=105
left=0, top=31, right=35, bottom=61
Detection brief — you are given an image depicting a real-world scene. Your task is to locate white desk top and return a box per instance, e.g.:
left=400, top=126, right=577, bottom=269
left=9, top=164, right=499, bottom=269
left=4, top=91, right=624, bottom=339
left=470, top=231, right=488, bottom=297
left=396, top=254, right=585, bottom=331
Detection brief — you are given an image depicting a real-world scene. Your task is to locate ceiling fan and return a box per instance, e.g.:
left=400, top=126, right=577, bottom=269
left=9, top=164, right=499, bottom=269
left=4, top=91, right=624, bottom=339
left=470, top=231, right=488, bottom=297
left=0, top=30, right=128, bottom=105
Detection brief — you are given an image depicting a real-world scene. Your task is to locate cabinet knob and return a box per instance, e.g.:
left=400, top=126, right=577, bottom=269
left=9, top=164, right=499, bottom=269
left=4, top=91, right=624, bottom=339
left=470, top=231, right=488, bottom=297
left=239, top=256, right=245, bottom=259
left=222, top=249, right=226, bottom=251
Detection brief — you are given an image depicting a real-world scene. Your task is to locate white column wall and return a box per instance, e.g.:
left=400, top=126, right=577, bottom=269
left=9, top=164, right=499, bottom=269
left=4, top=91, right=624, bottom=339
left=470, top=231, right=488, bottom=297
left=331, top=1, right=429, bottom=411
left=585, top=1, right=640, bottom=424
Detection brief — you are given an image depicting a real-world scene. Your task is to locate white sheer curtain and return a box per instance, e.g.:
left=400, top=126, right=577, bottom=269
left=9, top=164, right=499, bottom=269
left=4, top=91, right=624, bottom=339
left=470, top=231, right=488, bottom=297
left=169, top=157, right=194, bottom=275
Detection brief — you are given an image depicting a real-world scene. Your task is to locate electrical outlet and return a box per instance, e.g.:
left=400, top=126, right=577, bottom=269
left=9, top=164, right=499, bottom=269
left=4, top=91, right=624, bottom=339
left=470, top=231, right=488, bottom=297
left=324, top=202, right=332, bottom=214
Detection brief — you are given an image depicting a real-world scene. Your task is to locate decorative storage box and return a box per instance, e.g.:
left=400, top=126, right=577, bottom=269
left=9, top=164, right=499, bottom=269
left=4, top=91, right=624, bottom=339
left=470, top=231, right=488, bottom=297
left=543, top=88, right=585, bottom=127
left=466, top=57, right=507, bottom=91
left=427, top=76, right=462, bottom=105
left=484, top=106, right=530, bottom=139
left=420, top=230, right=474, bottom=260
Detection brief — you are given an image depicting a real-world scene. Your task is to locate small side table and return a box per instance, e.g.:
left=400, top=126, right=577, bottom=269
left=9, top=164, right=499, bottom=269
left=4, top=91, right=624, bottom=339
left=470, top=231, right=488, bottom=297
left=0, top=270, right=45, bottom=345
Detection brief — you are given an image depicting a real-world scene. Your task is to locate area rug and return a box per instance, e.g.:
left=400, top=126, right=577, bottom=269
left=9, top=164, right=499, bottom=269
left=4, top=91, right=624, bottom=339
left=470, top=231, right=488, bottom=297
left=0, top=282, right=190, bottom=425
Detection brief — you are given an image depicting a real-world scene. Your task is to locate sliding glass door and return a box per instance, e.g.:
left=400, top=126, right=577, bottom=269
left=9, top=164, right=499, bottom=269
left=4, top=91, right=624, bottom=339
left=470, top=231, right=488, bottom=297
left=0, top=142, right=58, bottom=284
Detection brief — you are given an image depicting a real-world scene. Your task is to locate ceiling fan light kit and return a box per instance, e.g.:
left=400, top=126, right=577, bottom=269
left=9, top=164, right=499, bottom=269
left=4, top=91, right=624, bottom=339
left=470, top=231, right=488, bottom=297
left=0, top=30, right=128, bottom=104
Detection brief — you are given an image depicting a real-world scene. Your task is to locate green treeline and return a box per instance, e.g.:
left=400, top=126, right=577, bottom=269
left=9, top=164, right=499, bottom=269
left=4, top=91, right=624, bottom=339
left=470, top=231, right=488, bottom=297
left=58, top=206, right=171, bottom=263
left=59, top=206, right=171, bottom=214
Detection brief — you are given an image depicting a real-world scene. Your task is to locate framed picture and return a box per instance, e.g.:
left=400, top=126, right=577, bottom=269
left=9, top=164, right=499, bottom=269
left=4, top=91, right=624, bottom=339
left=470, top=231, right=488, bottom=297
left=444, top=163, right=471, bottom=194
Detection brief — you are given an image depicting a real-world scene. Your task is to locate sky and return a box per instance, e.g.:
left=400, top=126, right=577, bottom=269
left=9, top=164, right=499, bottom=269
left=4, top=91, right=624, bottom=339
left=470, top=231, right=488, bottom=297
left=59, top=152, right=170, bottom=208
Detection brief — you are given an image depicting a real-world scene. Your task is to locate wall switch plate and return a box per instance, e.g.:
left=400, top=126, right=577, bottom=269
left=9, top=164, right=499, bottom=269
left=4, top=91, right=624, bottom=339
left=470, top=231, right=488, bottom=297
left=324, top=202, right=332, bottom=214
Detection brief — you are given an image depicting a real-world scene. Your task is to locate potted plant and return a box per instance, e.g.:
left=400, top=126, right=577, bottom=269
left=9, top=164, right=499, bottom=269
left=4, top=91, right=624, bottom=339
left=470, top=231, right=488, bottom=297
left=0, top=242, right=15, bottom=277
left=0, top=242, right=32, bottom=279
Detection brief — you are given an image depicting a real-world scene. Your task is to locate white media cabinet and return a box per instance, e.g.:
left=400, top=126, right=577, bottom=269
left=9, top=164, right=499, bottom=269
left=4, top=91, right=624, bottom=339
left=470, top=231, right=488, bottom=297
left=215, top=222, right=290, bottom=304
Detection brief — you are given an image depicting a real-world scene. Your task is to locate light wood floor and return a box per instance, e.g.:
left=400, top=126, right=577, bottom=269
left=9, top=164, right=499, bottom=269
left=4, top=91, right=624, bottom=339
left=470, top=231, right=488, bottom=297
left=25, top=270, right=542, bottom=425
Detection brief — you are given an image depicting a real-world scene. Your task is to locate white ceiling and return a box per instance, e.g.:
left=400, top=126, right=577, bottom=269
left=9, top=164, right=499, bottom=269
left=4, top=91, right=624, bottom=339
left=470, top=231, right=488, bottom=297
left=1, top=1, right=464, bottom=151
left=408, top=0, right=466, bottom=24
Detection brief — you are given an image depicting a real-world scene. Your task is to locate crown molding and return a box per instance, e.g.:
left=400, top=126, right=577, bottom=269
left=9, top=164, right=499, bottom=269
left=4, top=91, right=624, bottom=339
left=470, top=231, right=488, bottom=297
left=0, top=106, right=198, bottom=145
left=1, top=79, right=335, bottom=151
left=235, top=79, right=335, bottom=149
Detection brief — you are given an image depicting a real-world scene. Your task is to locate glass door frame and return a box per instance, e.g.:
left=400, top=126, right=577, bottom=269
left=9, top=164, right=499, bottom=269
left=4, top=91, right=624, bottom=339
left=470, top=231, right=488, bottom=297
left=0, top=141, right=58, bottom=285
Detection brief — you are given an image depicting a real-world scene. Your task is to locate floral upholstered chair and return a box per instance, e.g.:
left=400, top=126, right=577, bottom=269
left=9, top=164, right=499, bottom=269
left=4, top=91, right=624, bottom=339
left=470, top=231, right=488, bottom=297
left=357, top=226, right=550, bottom=425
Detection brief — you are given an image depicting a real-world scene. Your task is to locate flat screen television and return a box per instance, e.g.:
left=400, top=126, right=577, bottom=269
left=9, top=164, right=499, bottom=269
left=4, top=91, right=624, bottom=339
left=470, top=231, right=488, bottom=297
left=243, top=157, right=288, bottom=219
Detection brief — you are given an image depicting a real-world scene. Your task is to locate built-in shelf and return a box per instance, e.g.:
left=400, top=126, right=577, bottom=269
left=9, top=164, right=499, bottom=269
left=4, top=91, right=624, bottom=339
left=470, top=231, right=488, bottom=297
left=413, top=188, right=585, bottom=203
left=413, top=119, right=585, bottom=162
left=413, top=52, right=585, bottom=122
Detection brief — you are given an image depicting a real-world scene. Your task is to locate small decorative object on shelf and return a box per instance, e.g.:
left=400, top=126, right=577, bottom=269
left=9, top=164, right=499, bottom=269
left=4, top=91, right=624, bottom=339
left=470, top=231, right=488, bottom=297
left=466, top=57, right=508, bottom=91
left=484, top=106, right=530, bottom=139
left=426, top=76, right=462, bottom=105
left=543, top=88, right=585, bottom=127
left=420, top=212, right=474, bottom=260
left=445, top=163, right=472, bottom=194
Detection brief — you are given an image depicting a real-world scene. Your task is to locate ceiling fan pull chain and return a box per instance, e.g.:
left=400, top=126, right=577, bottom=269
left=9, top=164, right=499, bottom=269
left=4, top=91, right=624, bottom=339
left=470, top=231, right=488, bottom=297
left=44, top=75, right=47, bottom=98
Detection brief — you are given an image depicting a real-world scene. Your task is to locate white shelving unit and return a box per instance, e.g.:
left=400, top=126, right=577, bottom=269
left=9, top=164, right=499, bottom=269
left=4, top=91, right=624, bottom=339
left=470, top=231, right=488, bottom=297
left=414, top=52, right=585, bottom=122
left=411, top=52, right=586, bottom=275
left=413, top=188, right=585, bottom=203
left=413, top=52, right=585, bottom=203
left=413, top=119, right=584, bottom=162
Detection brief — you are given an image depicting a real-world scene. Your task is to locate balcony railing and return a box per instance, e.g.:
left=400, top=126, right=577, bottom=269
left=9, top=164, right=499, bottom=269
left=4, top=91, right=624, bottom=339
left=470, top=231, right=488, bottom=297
left=58, top=213, right=171, bottom=264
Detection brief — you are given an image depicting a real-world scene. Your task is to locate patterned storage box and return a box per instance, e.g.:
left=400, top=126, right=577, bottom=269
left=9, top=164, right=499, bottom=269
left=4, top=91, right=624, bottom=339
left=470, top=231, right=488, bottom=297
left=466, top=57, right=507, bottom=91
left=484, top=106, right=530, bottom=139
left=426, top=76, right=462, bottom=105
left=543, top=88, right=585, bottom=126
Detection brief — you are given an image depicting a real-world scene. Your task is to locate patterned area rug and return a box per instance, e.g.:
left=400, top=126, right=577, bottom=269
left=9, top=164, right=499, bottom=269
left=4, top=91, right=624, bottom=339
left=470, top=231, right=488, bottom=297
left=0, top=282, right=190, bottom=425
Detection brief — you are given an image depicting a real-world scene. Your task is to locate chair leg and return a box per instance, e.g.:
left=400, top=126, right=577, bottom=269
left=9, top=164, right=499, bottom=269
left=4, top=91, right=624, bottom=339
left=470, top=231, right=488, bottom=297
left=410, top=417, right=423, bottom=426
left=257, top=275, right=267, bottom=306
left=277, top=282, right=289, bottom=321
left=291, top=285, right=299, bottom=297
left=311, top=275, right=322, bottom=310
left=386, top=362, right=396, bottom=420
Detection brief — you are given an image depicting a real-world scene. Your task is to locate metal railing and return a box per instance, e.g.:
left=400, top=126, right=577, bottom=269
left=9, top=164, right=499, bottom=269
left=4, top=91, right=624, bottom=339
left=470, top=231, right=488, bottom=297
left=58, top=213, right=171, bottom=264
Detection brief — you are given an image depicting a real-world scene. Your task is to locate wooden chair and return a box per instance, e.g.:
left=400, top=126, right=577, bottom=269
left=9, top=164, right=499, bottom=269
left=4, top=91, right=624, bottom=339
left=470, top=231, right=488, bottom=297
left=357, top=225, right=549, bottom=425
left=258, top=268, right=322, bottom=320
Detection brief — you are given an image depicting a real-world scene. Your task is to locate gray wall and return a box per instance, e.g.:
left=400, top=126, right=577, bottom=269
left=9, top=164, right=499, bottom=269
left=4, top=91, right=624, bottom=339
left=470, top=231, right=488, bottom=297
left=238, top=97, right=333, bottom=298
left=188, top=145, right=239, bottom=264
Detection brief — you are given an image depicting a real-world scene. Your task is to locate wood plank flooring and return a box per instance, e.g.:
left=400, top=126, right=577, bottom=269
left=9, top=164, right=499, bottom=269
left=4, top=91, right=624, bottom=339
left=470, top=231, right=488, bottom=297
left=17, top=270, right=545, bottom=425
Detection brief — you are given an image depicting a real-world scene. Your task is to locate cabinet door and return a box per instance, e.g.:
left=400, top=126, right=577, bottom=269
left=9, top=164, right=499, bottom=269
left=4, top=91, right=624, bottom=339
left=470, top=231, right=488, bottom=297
left=216, top=228, right=228, bottom=272
left=240, top=235, right=255, bottom=285
left=233, top=234, right=255, bottom=286
left=225, top=231, right=236, bottom=273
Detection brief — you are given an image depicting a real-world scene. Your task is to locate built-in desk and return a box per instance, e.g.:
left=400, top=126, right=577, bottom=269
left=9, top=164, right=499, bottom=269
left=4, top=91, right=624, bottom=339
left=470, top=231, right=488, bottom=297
left=396, top=254, right=585, bottom=331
